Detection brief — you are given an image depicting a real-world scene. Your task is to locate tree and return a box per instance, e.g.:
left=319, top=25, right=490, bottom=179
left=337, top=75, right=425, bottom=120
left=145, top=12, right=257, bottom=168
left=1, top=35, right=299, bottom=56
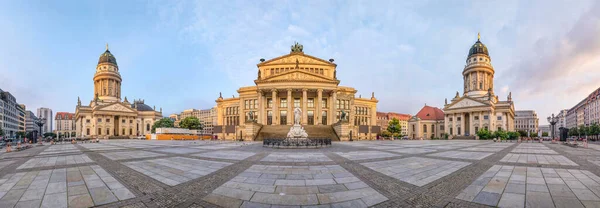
left=151, top=118, right=175, bottom=133
left=517, top=130, right=528, bottom=138
left=0, top=126, right=4, bottom=137
left=16, top=131, right=26, bottom=138
left=591, top=123, right=600, bottom=140
left=380, top=130, right=392, bottom=138
left=494, top=130, right=508, bottom=140
left=542, top=132, right=549, bottom=137
left=71, top=132, right=76, bottom=137
left=179, top=117, right=203, bottom=130
left=476, top=129, right=492, bottom=140
left=569, top=127, right=578, bottom=137
left=508, top=131, right=520, bottom=140
left=386, top=118, right=402, bottom=136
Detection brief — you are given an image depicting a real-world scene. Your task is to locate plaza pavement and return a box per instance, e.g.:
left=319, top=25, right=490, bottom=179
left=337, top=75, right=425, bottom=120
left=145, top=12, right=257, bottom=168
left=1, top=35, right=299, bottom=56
left=0, top=140, right=599, bottom=207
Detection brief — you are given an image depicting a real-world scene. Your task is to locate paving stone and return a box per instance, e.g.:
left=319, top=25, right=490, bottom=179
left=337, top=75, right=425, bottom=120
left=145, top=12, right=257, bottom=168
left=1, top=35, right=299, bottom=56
left=68, top=194, right=94, bottom=208
left=41, top=192, right=67, bottom=208
left=14, top=199, right=41, bottom=208
left=497, top=193, right=525, bottom=208
left=526, top=191, right=555, bottom=208
left=472, top=191, right=501, bottom=206
left=553, top=196, right=585, bottom=208
left=89, top=186, right=118, bottom=205
left=250, top=192, right=319, bottom=206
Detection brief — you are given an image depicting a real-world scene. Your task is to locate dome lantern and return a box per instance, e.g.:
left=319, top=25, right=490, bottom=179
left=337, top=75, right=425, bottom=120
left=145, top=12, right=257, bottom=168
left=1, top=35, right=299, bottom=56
left=468, top=33, right=489, bottom=57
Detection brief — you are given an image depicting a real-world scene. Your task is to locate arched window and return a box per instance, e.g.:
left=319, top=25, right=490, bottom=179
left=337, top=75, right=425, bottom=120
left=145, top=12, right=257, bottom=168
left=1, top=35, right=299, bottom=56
left=146, top=124, right=150, bottom=131
left=423, top=124, right=427, bottom=133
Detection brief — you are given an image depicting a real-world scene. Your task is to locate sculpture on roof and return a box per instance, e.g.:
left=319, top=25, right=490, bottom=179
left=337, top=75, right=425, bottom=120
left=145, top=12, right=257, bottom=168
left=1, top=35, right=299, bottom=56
left=291, top=42, right=303, bottom=52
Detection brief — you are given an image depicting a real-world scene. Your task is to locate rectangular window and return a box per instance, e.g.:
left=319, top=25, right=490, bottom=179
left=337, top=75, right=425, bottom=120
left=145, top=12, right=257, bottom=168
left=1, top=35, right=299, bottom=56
left=474, top=116, right=479, bottom=120
left=322, top=111, right=327, bottom=125
left=267, top=99, right=272, bottom=108
left=97, top=118, right=102, bottom=122
left=86, top=119, right=90, bottom=123
left=280, top=111, right=287, bottom=125
left=322, top=99, right=327, bottom=108
left=130, top=120, right=133, bottom=123
left=307, top=111, right=314, bottom=125
left=245, top=100, right=249, bottom=109
left=483, top=115, right=489, bottom=120
left=440, top=125, right=444, bottom=131
left=336, top=100, right=340, bottom=109
left=308, top=98, right=314, bottom=108
left=450, top=127, right=453, bottom=135
left=280, top=98, right=287, bottom=108
left=475, top=127, right=479, bottom=132
left=106, top=119, right=110, bottom=122
left=122, top=119, right=126, bottom=123
left=497, top=116, right=502, bottom=120
left=294, top=98, right=300, bottom=108
left=457, top=117, right=461, bottom=121
left=98, top=128, right=101, bottom=135
left=449, top=118, right=453, bottom=122
left=253, top=99, right=257, bottom=109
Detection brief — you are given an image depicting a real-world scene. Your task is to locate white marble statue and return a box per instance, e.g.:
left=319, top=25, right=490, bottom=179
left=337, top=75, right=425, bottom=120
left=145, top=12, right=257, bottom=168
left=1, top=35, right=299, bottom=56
left=294, top=107, right=302, bottom=125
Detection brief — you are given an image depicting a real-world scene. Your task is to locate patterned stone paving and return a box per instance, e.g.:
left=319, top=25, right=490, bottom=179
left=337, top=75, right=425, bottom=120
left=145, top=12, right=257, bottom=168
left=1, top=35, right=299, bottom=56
left=388, top=148, right=437, bottom=154
left=18, top=154, right=94, bottom=169
left=202, top=165, right=388, bottom=207
left=261, top=152, right=332, bottom=162
left=427, top=150, right=494, bottom=160
left=456, top=165, right=600, bottom=207
left=6, top=140, right=600, bottom=208
left=39, top=144, right=80, bottom=155
left=192, top=150, right=256, bottom=160
left=362, top=157, right=471, bottom=186
left=153, top=147, right=205, bottom=154
left=501, top=153, right=579, bottom=166
left=0, top=165, right=134, bottom=207
left=100, top=151, right=165, bottom=161
left=123, top=157, right=232, bottom=186
left=334, top=151, right=400, bottom=160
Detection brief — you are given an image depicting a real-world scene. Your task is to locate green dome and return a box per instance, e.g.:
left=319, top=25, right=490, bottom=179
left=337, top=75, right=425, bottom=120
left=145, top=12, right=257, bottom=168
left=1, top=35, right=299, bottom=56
left=468, top=39, right=489, bottom=57
left=98, top=46, right=118, bottom=65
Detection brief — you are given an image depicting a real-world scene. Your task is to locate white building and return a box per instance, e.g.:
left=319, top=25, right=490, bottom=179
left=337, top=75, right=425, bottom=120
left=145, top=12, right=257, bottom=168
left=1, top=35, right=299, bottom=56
left=25, top=111, right=37, bottom=133
left=55, top=112, right=76, bottom=138
left=554, top=109, right=568, bottom=137
left=1, top=88, right=20, bottom=138
left=514, top=110, right=539, bottom=134
left=37, top=107, right=53, bottom=135
left=539, top=125, right=550, bottom=137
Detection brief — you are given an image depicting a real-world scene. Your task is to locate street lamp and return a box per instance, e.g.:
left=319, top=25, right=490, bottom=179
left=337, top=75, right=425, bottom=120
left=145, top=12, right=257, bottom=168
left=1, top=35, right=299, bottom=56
left=547, top=114, right=559, bottom=140
left=34, top=117, right=46, bottom=144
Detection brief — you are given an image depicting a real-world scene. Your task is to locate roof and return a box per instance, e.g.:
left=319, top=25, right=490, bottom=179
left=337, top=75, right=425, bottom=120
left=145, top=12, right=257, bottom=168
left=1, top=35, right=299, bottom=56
left=468, top=36, right=489, bottom=57
left=55, top=112, right=75, bottom=120
left=377, top=112, right=412, bottom=120
left=98, top=49, right=118, bottom=65
left=132, top=103, right=154, bottom=111
left=415, top=106, right=445, bottom=121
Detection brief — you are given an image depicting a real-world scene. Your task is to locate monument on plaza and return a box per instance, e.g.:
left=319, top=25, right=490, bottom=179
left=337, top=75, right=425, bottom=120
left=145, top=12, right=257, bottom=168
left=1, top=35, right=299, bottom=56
left=286, top=107, right=308, bottom=139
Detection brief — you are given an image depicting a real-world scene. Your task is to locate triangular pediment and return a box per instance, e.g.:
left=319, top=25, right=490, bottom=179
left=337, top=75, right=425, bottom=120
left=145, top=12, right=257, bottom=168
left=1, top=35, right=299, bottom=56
left=445, top=97, right=489, bottom=110
left=261, top=70, right=334, bottom=83
left=96, top=102, right=136, bottom=113
left=258, top=53, right=336, bottom=67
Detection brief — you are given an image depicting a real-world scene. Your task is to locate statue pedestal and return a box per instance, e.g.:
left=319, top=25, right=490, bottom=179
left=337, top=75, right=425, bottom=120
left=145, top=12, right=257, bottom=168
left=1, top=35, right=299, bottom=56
left=243, top=122, right=262, bottom=141
left=333, top=121, right=351, bottom=141
left=287, top=124, right=308, bottom=139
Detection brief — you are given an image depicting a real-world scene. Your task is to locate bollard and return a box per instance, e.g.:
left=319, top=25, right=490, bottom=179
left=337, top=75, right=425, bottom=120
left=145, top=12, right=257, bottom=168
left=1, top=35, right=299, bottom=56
left=6, top=143, right=11, bottom=153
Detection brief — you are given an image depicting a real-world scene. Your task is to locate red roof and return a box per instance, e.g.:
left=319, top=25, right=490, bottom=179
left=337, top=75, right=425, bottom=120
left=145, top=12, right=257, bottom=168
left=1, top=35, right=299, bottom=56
left=415, top=106, right=444, bottom=120
left=55, top=112, right=75, bottom=120
left=376, top=112, right=411, bottom=121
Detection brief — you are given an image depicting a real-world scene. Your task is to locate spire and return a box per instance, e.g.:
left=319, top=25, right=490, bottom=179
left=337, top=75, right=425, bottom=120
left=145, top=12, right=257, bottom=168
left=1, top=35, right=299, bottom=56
left=106, top=43, right=109, bottom=51
left=477, top=32, right=481, bottom=41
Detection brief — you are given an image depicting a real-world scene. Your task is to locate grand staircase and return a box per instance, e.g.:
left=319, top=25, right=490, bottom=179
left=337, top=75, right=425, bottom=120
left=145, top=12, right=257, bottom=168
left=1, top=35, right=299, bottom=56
left=255, top=125, right=339, bottom=141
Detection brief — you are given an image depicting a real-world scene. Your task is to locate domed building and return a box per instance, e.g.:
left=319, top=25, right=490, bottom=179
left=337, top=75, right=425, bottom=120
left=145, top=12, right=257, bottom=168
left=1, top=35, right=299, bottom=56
left=74, top=44, right=163, bottom=139
left=443, top=34, right=515, bottom=139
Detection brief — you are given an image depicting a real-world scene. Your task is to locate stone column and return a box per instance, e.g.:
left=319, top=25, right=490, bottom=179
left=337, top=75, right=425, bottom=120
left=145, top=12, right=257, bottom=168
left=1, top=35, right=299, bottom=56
left=460, top=113, right=465, bottom=136
left=239, top=98, right=244, bottom=125
left=316, top=89, right=323, bottom=125
left=257, top=90, right=263, bottom=124
left=452, top=113, right=457, bottom=136
left=272, top=89, right=278, bottom=125
left=330, top=90, right=337, bottom=124
left=287, top=89, right=292, bottom=125
left=302, top=88, right=308, bottom=125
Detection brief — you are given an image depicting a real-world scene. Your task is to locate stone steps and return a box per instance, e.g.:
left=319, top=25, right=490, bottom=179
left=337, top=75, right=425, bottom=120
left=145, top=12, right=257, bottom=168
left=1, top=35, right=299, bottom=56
left=255, top=125, right=339, bottom=141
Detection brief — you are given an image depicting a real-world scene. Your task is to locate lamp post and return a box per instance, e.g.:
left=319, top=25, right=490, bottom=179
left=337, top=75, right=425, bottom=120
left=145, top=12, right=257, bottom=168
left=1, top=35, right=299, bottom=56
left=34, top=117, right=46, bottom=144
left=547, top=114, right=559, bottom=140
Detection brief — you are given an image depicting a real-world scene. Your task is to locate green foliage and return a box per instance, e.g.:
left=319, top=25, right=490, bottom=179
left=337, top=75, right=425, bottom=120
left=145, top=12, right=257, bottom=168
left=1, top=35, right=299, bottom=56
left=386, top=118, right=402, bottom=135
left=26, top=132, right=33, bottom=139
left=71, top=132, right=76, bottom=137
left=569, top=127, right=578, bottom=136
left=16, top=131, right=26, bottom=138
left=476, top=129, right=492, bottom=140
left=0, top=126, right=3, bottom=136
left=507, top=131, right=520, bottom=140
left=431, top=137, right=440, bottom=140
left=43, top=133, right=57, bottom=138
left=179, top=117, right=203, bottom=130
left=151, top=118, right=175, bottom=133
left=380, top=130, right=392, bottom=137
left=542, top=132, right=549, bottom=137
left=517, top=130, right=528, bottom=138
left=443, top=133, right=449, bottom=140
left=494, top=129, right=509, bottom=140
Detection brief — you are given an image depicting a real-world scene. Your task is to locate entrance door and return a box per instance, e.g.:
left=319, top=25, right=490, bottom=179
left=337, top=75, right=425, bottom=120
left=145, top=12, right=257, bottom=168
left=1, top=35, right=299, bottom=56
left=464, top=113, right=470, bottom=136
left=114, top=116, right=119, bottom=136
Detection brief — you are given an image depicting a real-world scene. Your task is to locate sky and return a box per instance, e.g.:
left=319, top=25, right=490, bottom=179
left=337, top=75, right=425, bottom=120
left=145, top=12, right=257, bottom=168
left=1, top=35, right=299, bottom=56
left=0, top=0, right=599, bottom=125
